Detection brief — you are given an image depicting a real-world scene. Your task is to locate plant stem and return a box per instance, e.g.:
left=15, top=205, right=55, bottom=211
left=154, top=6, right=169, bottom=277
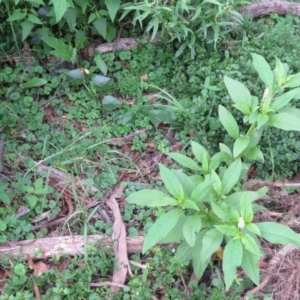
left=246, top=121, right=256, bottom=137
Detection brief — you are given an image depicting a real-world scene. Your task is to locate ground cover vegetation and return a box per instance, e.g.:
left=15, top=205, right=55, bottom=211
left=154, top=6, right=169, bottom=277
left=1, top=0, right=300, bottom=299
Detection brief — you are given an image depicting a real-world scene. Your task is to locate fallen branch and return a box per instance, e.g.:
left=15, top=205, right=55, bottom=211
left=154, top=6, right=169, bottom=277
left=89, top=282, right=127, bottom=288
left=105, top=185, right=132, bottom=293
left=239, top=0, right=300, bottom=18
left=245, top=179, right=300, bottom=188
left=0, top=235, right=144, bottom=260
left=88, top=36, right=159, bottom=56
left=107, top=129, right=148, bottom=146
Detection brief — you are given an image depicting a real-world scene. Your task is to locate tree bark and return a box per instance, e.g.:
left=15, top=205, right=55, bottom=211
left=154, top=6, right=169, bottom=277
left=239, top=0, right=300, bottom=18
left=0, top=235, right=144, bottom=260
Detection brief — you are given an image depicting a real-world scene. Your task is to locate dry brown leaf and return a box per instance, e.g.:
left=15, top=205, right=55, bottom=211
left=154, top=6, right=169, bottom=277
left=33, top=281, right=41, bottom=299
left=77, top=261, right=85, bottom=269
left=27, top=255, right=48, bottom=276
left=55, top=257, right=71, bottom=272
left=4, top=269, right=11, bottom=277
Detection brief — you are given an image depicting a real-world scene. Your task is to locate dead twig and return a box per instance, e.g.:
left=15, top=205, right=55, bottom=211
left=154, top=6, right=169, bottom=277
left=106, top=129, right=148, bottom=146
left=0, top=235, right=145, bottom=259
left=246, top=179, right=300, bottom=188
left=113, top=21, right=133, bottom=54
left=89, top=281, right=127, bottom=288
left=105, top=185, right=133, bottom=293
left=245, top=244, right=299, bottom=298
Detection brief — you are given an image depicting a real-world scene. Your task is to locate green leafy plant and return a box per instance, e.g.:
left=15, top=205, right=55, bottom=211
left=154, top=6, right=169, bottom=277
left=126, top=53, right=300, bottom=289
left=121, top=0, right=250, bottom=57
left=0, top=0, right=123, bottom=58
left=66, top=68, right=122, bottom=111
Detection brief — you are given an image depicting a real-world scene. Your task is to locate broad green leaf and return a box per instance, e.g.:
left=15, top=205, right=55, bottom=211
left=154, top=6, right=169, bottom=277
left=42, top=36, right=67, bottom=51
left=50, top=49, right=73, bottom=62
left=102, top=95, right=122, bottom=111
left=256, top=222, right=300, bottom=246
left=159, top=164, right=184, bottom=200
left=245, top=223, right=261, bottom=236
left=21, top=20, right=34, bottom=41
left=27, top=13, right=43, bottom=24
left=189, top=174, right=204, bottom=186
left=240, top=194, right=253, bottom=223
left=160, top=214, right=186, bottom=243
left=94, top=53, right=108, bottom=75
left=256, top=114, right=269, bottom=129
left=222, top=159, right=242, bottom=194
left=92, top=75, right=110, bottom=86
left=274, top=56, right=286, bottom=86
left=233, top=137, right=250, bottom=159
left=182, top=200, right=199, bottom=211
left=82, top=0, right=88, bottom=13
left=211, top=200, right=234, bottom=222
left=241, top=247, right=260, bottom=285
left=190, top=180, right=212, bottom=203
left=279, top=106, right=300, bottom=119
left=145, top=109, right=165, bottom=126
left=223, top=239, right=243, bottom=290
left=210, top=152, right=232, bottom=171
left=211, top=170, right=222, bottom=195
left=271, top=88, right=300, bottom=111
left=66, top=69, right=84, bottom=85
left=248, top=127, right=264, bottom=147
left=172, top=170, right=196, bottom=199
left=7, top=11, right=26, bottom=22
left=214, top=225, right=240, bottom=236
left=243, top=147, right=264, bottom=163
left=201, top=152, right=209, bottom=173
left=147, top=108, right=174, bottom=127
left=0, top=187, right=10, bottom=204
left=106, top=24, right=117, bottom=42
left=27, top=0, right=45, bottom=5
left=224, top=76, right=252, bottom=113
left=251, top=53, right=274, bottom=90
left=283, top=73, right=300, bottom=88
left=241, top=233, right=261, bottom=256
left=224, top=187, right=268, bottom=208
left=247, top=111, right=259, bottom=124
left=168, top=153, right=201, bottom=171
left=34, top=178, right=43, bottom=189
left=53, top=0, right=69, bottom=23
left=218, top=105, right=239, bottom=139
left=126, top=190, right=173, bottom=207
left=143, top=209, right=182, bottom=253
left=175, top=241, right=193, bottom=261
left=268, top=113, right=300, bottom=131
left=25, top=195, right=38, bottom=208
left=93, top=18, right=107, bottom=39
left=64, top=7, right=77, bottom=31
left=199, top=228, right=223, bottom=262
left=182, top=215, right=202, bottom=247
left=0, top=220, right=7, bottom=231
left=233, top=103, right=251, bottom=115
left=192, top=229, right=210, bottom=278
left=219, top=143, right=232, bottom=157
left=42, top=36, right=73, bottom=61
left=191, top=141, right=209, bottom=163
left=21, top=77, right=47, bottom=88
left=104, top=0, right=121, bottom=22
